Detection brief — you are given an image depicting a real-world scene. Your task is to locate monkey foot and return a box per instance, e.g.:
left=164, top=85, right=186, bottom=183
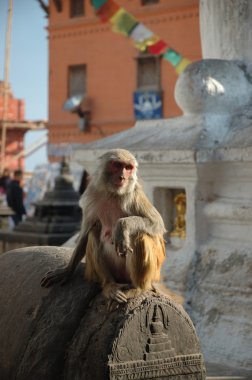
left=106, top=290, right=128, bottom=311
left=40, top=267, right=71, bottom=288
left=103, top=284, right=129, bottom=310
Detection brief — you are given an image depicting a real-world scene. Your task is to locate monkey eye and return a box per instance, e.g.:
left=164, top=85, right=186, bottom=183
left=125, top=164, right=134, bottom=171
left=109, top=161, right=134, bottom=171
left=112, top=161, right=123, bottom=169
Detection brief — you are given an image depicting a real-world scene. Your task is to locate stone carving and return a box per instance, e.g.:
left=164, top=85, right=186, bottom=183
left=144, top=304, right=175, bottom=361
left=109, top=297, right=205, bottom=379
left=109, top=355, right=205, bottom=380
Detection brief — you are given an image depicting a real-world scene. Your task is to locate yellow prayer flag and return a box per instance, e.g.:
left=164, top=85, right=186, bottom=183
left=175, top=58, right=191, bottom=74
left=110, top=7, right=124, bottom=23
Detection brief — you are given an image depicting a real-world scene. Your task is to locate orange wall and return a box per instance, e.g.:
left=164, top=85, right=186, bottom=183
left=48, top=0, right=201, bottom=159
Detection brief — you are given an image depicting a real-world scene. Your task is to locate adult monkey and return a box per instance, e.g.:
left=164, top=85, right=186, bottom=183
left=41, top=149, right=166, bottom=304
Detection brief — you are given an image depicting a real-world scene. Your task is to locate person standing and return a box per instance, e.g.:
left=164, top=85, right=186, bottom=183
left=6, top=169, right=26, bottom=226
left=0, top=168, right=11, bottom=195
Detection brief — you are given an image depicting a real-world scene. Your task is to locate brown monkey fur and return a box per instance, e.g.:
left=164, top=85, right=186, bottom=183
left=41, top=149, right=167, bottom=304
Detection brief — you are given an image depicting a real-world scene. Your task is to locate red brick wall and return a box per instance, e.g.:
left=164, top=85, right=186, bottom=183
left=0, top=97, right=25, bottom=121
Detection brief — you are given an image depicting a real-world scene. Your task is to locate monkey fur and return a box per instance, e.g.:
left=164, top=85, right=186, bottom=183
left=41, top=149, right=167, bottom=304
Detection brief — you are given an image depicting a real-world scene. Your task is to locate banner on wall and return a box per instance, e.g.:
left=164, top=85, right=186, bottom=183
left=133, top=91, right=162, bottom=120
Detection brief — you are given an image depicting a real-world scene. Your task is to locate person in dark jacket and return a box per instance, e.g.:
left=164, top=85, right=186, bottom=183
left=7, top=169, right=26, bottom=226
left=0, top=168, right=11, bottom=195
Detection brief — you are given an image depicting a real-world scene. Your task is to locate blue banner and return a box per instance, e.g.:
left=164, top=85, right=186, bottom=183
left=134, top=91, right=162, bottom=120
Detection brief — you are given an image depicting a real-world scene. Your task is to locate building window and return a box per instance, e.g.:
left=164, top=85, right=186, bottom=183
left=137, top=55, right=161, bottom=90
left=141, top=0, right=159, bottom=5
left=70, top=0, right=84, bottom=18
left=68, top=64, right=87, bottom=98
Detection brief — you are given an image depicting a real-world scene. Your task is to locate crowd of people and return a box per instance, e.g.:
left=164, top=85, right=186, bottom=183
left=0, top=168, right=26, bottom=226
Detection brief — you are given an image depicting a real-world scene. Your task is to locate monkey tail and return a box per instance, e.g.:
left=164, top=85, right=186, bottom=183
left=129, top=234, right=166, bottom=291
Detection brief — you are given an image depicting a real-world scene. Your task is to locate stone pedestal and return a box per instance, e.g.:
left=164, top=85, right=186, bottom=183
left=0, top=246, right=205, bottom=380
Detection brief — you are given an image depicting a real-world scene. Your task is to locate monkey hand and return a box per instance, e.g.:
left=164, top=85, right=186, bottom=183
left=104, top=283, right=129, bottom=310
left=40, top=267, right=72, bottom=288
left=114, top=219, right=133, bottom=256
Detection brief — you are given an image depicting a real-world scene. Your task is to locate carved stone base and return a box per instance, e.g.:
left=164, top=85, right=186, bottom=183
left=0, top=246, right=205, bottom=380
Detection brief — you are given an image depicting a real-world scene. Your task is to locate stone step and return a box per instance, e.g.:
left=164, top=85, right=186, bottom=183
left=206, top=362, right=251, bottom=380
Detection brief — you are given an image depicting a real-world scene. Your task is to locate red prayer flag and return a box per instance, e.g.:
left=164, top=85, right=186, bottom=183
left=96, top=0, right=120, bottom=22
left=148, top=39, right=168, bottom=55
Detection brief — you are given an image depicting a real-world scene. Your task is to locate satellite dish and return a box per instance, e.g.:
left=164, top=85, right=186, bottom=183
left=63, top=94, right=84, bottom=112
left=63, top=95, right=92, bottom=131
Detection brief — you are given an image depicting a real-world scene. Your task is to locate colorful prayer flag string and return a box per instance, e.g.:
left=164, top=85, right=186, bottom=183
left=110, top=8, right=138, bottom=36
left=90, top=0, right=191, bottom=74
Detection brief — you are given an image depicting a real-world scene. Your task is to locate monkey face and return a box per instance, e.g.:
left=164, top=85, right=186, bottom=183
left=108, top=160, right=135, bottom=190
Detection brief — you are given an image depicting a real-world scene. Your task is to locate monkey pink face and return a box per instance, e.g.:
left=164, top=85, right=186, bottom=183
left=108, top=160, right=135, bottom=188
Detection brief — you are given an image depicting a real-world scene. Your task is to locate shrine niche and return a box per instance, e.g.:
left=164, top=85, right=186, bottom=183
left=153, top=187, right=186, bottom=249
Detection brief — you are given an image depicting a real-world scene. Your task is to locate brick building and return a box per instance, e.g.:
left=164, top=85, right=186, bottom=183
left=46, top=0, right=201, bottom=161
left=0, top=81, right=37, bottom=171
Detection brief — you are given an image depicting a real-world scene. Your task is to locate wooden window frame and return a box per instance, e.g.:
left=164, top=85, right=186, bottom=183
left=68, top=64, right=87, bottom=98
left=70, top=0, right=85, bottom=18
left=136, top=54, right=161, bottom=91
left=141, top=0, right=159, bottom=6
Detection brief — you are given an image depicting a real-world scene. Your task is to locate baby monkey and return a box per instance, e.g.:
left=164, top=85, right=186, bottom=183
left=41, top=149, right=166, bottom=303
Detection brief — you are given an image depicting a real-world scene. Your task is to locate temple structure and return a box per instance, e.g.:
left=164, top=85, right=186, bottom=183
left=70, top=0, right=252, bottom=373
left=0, top=160, right=81, bottom=251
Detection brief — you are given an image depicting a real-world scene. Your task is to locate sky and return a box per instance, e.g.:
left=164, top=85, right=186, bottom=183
left=0, top=0, right=48, bottom=171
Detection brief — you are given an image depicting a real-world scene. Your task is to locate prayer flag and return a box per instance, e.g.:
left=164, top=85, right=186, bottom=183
left=134, top=35, right=159, bottom=52
left=95, top=0, right=120, bottom=22
left=91, top=0, right=108, bottom=10
left=90, top=0, right=191, bottom=75
left=175, top=58, right=191, bottom=74
left=110, top=8, right=138, bottom=36
left=163, top=48, right=182, bottom=66
left=130, top=23, right=154, bottom=43
left=148, top=39, right=168, bottom=55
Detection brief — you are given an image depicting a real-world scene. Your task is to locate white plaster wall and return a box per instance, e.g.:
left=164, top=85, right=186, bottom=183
left=185, top=159, right=252, bottom=369
left=200, top=0, right=252, bottom=64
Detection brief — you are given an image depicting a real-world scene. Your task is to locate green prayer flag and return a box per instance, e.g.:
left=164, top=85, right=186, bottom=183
left=111, top=8, right=138, bottom=36
left=163, top=49, right=182, bottom=66
left=91, top=0, right=108, bottom=10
